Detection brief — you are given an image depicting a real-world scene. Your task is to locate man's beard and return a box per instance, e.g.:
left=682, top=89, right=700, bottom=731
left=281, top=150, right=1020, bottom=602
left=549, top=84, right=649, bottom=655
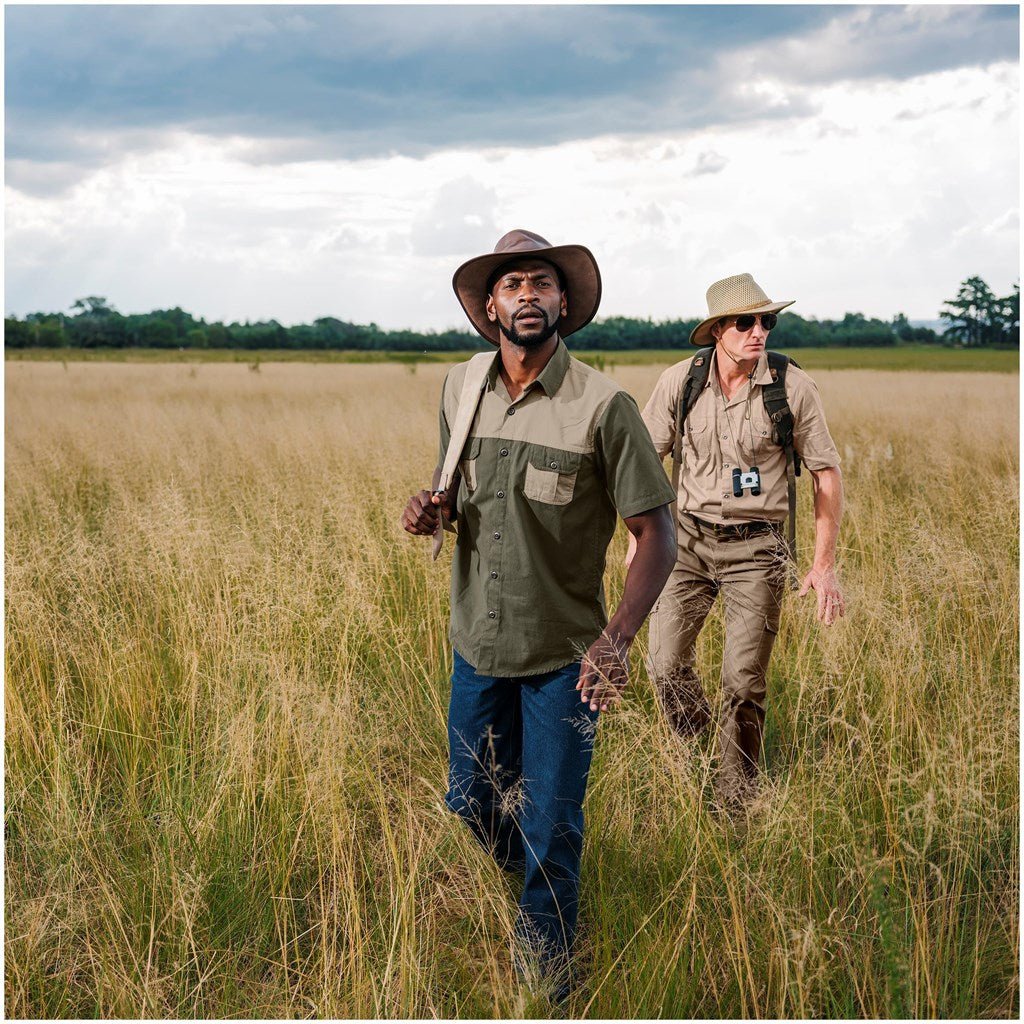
left=498, top=308, right=559, bottom=349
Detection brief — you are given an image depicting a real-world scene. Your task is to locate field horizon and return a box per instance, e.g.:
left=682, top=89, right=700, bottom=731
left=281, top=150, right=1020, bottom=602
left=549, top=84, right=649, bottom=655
left=5, top=344, right=1020, bottom=374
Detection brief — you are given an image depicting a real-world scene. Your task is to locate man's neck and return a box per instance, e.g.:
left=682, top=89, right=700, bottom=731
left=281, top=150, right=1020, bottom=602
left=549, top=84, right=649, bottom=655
left=498, top=335, right=559, bottom=401
left=714, top=343, right=758, bottom=397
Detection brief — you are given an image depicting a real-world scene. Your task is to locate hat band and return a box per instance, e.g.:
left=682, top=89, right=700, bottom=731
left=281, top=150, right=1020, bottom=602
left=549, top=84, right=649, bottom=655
left=707, top=297, right=778, bottom=318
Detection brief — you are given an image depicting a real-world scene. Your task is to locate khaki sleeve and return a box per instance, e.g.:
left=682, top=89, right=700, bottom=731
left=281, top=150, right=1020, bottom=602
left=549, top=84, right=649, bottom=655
left=640, top=362, right=688, bottom=459
left=595, top=391, right=677, bottom=519
left=788, top=367, right=840, bottom=471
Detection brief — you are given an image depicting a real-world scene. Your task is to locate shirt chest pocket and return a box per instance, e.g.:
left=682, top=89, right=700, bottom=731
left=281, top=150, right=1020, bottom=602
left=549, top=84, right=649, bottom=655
left=459, top=437, right=481, bottom=493
left=685, top=419, right=713, bottom=460
left=748, top=405, right=776, bottom=461
left=523, top=448, right=581, bottom=506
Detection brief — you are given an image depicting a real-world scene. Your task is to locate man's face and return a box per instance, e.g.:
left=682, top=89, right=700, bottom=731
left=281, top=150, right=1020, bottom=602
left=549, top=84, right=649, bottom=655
left=485, top=258, right=567, bottom=349
left=713, top=313, right=772, bottom=360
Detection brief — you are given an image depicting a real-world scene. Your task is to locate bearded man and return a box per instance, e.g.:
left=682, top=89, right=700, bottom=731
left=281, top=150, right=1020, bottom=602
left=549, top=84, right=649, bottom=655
left=401, top=230, right=676, bottom=999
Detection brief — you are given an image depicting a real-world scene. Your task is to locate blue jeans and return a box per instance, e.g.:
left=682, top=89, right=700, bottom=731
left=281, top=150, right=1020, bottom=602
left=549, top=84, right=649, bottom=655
left=445, top=650, right=599, bottom=970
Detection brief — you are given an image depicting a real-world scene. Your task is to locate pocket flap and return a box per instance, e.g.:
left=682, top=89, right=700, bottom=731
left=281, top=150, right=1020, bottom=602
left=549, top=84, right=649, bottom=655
left=524, top=447, right=581, bottom=506
left=458, top=436, right=482, bottom=491
left=527, top=447, right=582, bottom=473
left=460, top=436, right=482, bottom=460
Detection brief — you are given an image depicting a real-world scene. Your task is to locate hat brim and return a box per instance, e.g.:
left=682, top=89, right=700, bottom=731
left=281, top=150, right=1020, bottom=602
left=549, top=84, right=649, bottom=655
left=453, top=244, right=602, bottom=345
left=689, top=299, right=795, bottom=346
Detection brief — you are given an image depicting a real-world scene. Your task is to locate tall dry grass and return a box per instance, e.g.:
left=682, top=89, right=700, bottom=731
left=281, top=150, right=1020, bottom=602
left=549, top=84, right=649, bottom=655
left=5, top=360, right=1018, bottom=1018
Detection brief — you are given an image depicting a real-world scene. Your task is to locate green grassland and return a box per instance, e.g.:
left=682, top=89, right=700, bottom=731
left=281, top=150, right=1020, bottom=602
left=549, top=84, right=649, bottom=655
left=5, top=361, right=1019, bottom=1018
left=5, top=344, right=1020, bottom=372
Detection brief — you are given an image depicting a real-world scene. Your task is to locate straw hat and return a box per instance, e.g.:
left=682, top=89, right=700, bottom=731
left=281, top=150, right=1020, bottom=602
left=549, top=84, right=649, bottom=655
left=689, top=273, right=794, bottom=346
left=452, top=229, right=602, bottom=345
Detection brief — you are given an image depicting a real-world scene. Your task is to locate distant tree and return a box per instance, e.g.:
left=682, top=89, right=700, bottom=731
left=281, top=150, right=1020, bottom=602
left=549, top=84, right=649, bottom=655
left=185, top=328, right=208, bottom=349
left=994, top=283, right=1019, bottom=347
left=206, top=323, right=229, bottom=348
left=71, top=296, right=115, bottom=316
left=4, top=318, right=33, bottom=348
left=139, top=319, right=177, bottom=348
left=36, top=319, right=68, bottom=348
left=940, top=275, right=1015, bottom=347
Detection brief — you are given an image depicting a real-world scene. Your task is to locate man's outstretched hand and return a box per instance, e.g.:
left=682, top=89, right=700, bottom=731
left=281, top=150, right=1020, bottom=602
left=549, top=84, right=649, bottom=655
left=577, top=632, right=630, bottom=712
left=798, top=565, right=846, bottom=626
left=401, top=489, right=453, bottom=537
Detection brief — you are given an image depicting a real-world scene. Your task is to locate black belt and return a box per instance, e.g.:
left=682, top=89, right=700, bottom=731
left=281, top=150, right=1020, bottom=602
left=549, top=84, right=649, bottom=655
left=685, top=513, right=780, bottom=539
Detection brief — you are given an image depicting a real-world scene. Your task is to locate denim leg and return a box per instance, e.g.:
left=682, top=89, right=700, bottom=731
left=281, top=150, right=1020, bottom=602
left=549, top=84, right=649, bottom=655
left=516, top=660, right=599, bottom=969
left=445, top=651, right=525, bottom=871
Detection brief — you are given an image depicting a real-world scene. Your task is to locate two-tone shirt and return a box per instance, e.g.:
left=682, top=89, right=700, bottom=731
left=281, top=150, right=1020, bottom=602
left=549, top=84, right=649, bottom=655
left=641, top=348, right=840, bottom=525
left=439, top=338, right=676, bottom=677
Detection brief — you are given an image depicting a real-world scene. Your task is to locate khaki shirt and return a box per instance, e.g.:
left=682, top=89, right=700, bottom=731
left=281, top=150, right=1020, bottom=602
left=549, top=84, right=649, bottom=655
left=439, top=339, right=676, bottom=677
left=642, top=349, right=840, bottom=525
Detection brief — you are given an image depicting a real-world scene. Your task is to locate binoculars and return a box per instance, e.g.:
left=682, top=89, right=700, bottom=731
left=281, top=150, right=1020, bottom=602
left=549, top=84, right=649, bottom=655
left=732, top=466, right=762, bottom=497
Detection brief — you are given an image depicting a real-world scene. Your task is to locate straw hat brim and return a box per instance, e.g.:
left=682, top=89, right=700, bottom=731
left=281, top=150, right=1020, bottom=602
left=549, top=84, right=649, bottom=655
left=453, top=244, right=602, bottom=345
left=689, top=299, right=795, bottom=347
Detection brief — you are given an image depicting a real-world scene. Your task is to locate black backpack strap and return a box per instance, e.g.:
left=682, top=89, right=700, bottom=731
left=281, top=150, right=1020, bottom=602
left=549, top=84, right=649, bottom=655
left=763, top=351, right=800, bottom=576
left=671, top=348, right=714, bottom=506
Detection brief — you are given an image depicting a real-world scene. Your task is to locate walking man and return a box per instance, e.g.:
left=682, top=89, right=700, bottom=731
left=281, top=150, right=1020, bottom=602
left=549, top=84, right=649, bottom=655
left=636, top=273, right=845, bottom=811
left=401, top=230, right=676, bottom=998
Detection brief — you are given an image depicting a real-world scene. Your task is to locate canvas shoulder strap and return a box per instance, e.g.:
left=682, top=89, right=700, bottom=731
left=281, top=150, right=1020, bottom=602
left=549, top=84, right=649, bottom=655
left=432, top=350, right=493, bottom=561
left=763, top=351, right=801, bottom=570
left=671, top=347, right=714, bottom=509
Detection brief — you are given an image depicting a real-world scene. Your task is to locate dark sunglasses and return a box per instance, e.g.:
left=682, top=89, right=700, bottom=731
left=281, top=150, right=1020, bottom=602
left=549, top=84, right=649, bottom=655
left=731, top=312, right=778, bottom=332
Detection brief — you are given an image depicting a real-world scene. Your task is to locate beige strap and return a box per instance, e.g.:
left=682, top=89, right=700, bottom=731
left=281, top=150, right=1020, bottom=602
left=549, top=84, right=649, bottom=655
left=432, top=351, right=494, bottom=560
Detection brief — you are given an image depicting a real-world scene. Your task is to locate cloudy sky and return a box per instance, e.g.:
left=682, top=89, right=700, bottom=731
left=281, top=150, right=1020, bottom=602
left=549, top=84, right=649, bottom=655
left=5, top=4, right=1019, bottom=330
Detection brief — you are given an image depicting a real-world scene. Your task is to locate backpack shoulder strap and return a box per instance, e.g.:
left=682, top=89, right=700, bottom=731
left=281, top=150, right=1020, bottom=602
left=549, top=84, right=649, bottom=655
left=671, top=347, right=714, bottom=502
left=762, top=351, right=797, bottom=451
left=763, top=351, right=800, bottom=573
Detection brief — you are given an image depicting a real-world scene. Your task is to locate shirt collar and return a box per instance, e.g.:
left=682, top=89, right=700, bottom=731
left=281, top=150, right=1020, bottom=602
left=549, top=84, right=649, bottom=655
left=487, top=335, right=569, bottom=397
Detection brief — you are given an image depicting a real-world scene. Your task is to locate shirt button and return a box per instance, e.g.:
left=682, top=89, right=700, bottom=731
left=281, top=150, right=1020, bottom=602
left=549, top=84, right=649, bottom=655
left=507, top=407, right=516, bottom=416
left=493, top=532, right=501, bottom=540
left=500, top=448, right=509, bottom=457
left=488, top=610, right=497, bottom=619
left=496, top=490, right=505, bottom=499
left=549, top=461, right=558, bottom=469
left=722, top=434, right=728, bottom=440
left=490, top=571, right=498, bottom=579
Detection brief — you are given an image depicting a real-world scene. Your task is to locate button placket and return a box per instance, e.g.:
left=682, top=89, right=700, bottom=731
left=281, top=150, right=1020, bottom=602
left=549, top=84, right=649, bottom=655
left=485, top=436, right=512, bottom=641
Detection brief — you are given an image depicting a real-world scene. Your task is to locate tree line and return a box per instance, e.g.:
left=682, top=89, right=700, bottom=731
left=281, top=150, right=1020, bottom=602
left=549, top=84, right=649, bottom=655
left=4, top=276, right=1018, bottom=352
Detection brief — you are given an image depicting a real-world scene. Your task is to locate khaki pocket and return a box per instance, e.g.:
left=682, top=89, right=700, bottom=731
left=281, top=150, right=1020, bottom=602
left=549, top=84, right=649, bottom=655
left=686, top=420, right=710, bottom=457
left=523, top=449, right=580, bottom=506
left=460, top=437, right=481, bottom=493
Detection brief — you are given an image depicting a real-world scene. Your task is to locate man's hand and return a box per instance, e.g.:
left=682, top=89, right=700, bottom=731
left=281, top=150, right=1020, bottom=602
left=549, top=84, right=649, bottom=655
left=401, top=489, right=453, bottom=537
left=576, top=632, right=630, bottom=712
left=798, top=565, right=846, bottom=626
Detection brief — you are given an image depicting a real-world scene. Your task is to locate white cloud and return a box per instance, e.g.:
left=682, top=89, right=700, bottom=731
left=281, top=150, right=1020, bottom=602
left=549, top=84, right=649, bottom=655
left=5, top=63, right=1018, bottom=328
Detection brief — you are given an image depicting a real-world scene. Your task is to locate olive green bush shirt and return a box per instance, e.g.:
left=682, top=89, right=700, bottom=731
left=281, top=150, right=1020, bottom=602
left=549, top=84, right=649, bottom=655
left=439, top=340, right=675, bottom=677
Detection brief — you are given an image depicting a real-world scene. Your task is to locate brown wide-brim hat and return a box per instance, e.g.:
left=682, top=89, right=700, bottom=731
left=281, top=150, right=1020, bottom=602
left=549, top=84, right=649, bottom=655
left=453, top=229, right=602, bottom=345
left=689, top=273, right=794, bottom=346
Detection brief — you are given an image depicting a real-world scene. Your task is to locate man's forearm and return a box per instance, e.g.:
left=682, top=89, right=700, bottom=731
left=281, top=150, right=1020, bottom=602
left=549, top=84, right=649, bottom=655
left=811, top=468, right=844, bottom=570
left=606, top=505, right=676, bottom=646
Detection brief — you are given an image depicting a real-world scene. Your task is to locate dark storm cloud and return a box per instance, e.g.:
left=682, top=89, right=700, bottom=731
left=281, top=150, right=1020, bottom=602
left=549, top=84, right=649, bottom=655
left=5, top=4, right=1018, bottom=190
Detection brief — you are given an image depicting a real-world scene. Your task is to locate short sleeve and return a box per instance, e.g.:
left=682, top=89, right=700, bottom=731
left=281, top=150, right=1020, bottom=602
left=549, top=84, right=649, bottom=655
left=789, top=368, right=840, bottom=471
left=437, top=371, right=452, bottom=467
left=640, top=363, right=687, bottom=458
left=595, top=391, right=677, bottom=519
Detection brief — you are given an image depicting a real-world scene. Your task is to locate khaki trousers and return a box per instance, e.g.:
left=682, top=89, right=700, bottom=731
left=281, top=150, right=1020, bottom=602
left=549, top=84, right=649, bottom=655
left=648, top=514, right=788, bottom=806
